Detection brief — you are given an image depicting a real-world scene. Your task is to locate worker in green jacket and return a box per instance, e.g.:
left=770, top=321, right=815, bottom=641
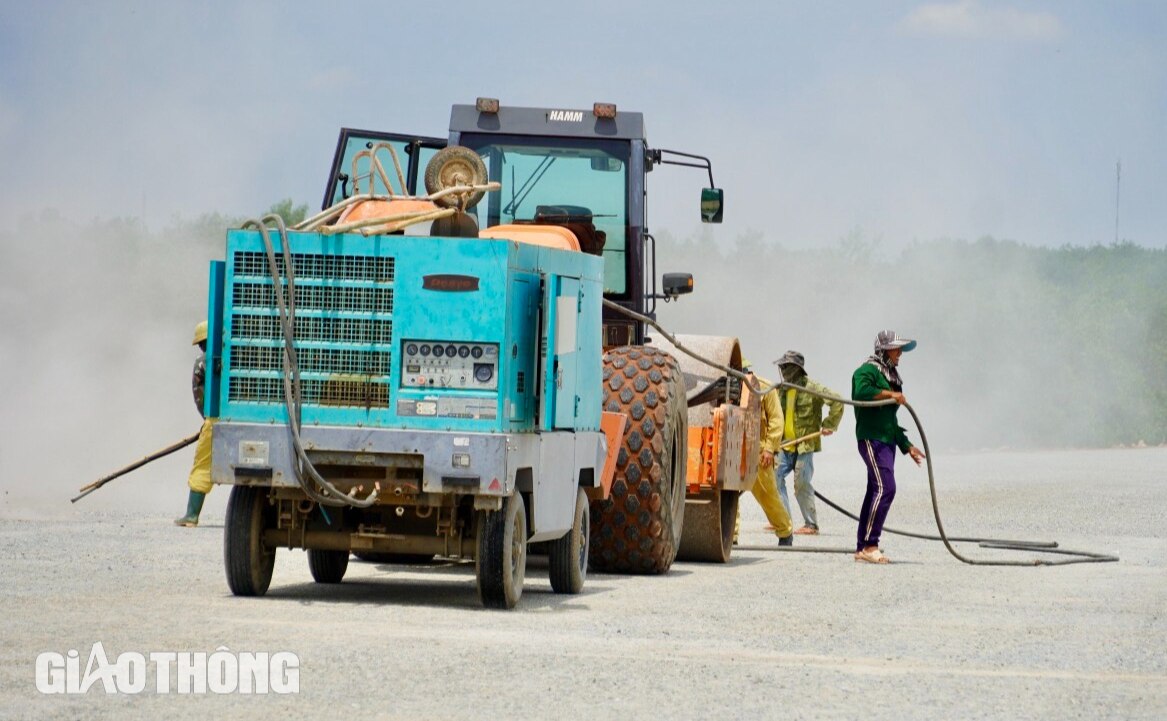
left=851, top=330, right=926, bottom=564
left=772, top=351, right=844, bottom=535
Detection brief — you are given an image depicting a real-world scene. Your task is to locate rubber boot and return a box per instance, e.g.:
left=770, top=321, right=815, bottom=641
left=174, top=491, right=206, bottom=527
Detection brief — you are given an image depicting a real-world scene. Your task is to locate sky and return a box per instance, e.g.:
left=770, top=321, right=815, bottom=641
left=1, top=0, right=1164, bottom=248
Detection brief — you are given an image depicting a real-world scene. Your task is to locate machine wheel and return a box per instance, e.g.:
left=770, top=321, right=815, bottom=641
left=424, top=146, right=488, bottom=209
left=549, top=489, right=590, bottom=594
left=589, top=346, right=688, bottom=574
left=307, top=549, right=349, bottom=583
left=224, top=485, right=276, bottom=597
left=677, top=490, right=740, bottom=562
left=476, top=493, right=528, bottom=609
left=351, top=552, right=435, bottom=564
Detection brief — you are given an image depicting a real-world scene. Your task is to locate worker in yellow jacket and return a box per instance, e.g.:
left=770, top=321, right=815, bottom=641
left=737, top=363, right=794, bottom=546
left=175, top=321, right=215, bottom=527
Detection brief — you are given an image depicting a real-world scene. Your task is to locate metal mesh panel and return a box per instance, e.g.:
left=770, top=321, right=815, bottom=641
left=233, top=251, right=394, bottom=283
left=226, top=248, right=396, bottom=409
left=230, top=314, right=393, bottom=345
left=232, top=283, right=394, bottom=314
left=229, top=376, right=391, bottom=407
left=230, top=346, right=392, bottom=376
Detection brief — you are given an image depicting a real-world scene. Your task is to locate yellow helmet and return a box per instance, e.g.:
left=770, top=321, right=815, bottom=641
left=192, top=321, right=208, bottom=345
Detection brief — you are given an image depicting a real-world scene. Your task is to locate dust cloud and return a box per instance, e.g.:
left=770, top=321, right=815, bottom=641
left=0, top=211, right=227, bottom=518
left=2, top=211, right=1163, bottom=518
left=656, top=228, right=1167, bottom=453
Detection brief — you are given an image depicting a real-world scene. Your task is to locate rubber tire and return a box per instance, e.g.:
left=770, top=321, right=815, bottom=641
left=307, top=549, right=349, bottom=583
left=475, top=493, right=528, bottom=609
left=351, top=552, right=435, bottom=564
left=589, top=346, right=688, bottom=574
left=424, top=146, right=488, bottom=210
left=224, top=485, right=276, bottom=597
left=549, top=489, right=590, bottom=594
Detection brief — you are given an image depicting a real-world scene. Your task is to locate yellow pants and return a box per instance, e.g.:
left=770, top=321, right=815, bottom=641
left=747, top=464, right=793, bottom=537
left=187, top=419, right=215, bottom=494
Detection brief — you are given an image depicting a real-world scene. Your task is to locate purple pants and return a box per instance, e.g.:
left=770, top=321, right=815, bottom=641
left=856, top=439, right=897, bottom=552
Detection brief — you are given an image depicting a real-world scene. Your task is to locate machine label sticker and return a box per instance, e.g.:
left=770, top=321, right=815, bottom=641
left=548, top=110, right=584, bottom=122
left=422, top=274, right=479, bottom=292
left=397, top=398, right=497, bottom=420
left=238, top=441, right=270, bottom=466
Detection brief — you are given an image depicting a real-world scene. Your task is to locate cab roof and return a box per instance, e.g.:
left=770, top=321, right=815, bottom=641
left=449, top=103, right=646, bottom=141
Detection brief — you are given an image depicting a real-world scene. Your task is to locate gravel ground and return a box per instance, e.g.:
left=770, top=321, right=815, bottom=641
left=1, top=447, right=1164, bottom=720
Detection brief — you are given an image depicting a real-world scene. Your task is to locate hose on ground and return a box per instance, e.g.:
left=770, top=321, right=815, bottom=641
left=602, top=298, right=1119, bottom=566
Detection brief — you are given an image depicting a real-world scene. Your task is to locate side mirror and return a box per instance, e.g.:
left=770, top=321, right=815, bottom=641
left=662, top=272, right=694, bottom=299
left=700, top=188, right=724, bottom=223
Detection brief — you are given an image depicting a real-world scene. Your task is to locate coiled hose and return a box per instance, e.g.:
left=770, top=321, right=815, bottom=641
left=603, top=299, right=1118, bottom=566
left=243, top=215, right=380, bottom=509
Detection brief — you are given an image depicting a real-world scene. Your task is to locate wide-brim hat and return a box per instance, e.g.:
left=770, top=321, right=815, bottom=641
left=875, top=330, right=916, bottom=353
left=773, top=350, right=805, bottom=371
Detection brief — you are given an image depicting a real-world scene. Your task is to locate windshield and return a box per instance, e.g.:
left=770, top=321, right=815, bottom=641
left=458, top=133, right=631, bottom=294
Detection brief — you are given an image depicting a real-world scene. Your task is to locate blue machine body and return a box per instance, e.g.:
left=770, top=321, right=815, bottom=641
left=207, top=230, right=603, bottom=434
left=206, top=228, right=608, bottom=538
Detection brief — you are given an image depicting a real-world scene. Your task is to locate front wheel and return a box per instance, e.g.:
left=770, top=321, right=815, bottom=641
left=475, top=493, right=528, bottom=609
left=589, top=346, right=688, bottom=574
left=224, top=485, right=276, bottom=596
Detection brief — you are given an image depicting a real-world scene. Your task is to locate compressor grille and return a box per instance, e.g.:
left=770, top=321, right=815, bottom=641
left=225, top=250, right=394, bottom=408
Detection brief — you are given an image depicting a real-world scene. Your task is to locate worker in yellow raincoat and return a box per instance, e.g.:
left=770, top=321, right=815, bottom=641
left=736, top=362, right=794, bottom=545
left=175, top=321, right=214, bottom=527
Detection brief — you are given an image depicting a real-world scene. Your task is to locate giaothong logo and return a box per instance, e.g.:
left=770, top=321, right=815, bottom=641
left=35, top=642, right=299, bottom=695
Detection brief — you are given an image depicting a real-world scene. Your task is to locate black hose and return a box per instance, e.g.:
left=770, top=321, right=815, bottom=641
left=602, top=298, right=1118, bottom=566
left=243, top=216, right=379, bottom=508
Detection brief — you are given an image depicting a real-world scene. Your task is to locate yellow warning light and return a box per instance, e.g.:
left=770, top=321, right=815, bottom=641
left=476, top=97, right=500, bottom=113
left=593, top=103, right=617, bottom=119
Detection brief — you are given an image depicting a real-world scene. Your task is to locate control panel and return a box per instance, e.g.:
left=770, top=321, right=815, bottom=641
left=400, top=340, right=499, bottom=390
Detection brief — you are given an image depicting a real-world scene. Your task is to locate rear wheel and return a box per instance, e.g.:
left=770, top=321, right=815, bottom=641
left=307, top=549, right=349, bottom=583
left=549, top=489, right=590, bottom=594
left=224, top=486, right=276, bottom=596
left=589, top=346, right=688, bottom=574
left=476, top=493, right=527, bottom=609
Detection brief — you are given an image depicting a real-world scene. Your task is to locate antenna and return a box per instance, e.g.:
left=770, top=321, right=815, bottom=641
left=1114, top=159, right=1121, bottom=244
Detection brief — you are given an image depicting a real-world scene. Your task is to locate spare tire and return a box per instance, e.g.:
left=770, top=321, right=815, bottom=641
left=424, top=146, right=488, bottom=209
left=589, top=346, right=688, bottom=574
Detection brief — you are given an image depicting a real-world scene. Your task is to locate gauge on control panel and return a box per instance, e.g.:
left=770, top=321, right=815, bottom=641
left=401, top=340, right=498, bottom=390
left=474, top=363, right=493, bottom=383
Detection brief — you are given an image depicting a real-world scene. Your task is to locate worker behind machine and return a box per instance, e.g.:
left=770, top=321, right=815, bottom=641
left=735, top=360, right=794, bottom=546
left=175, top=321, right=215, bottom=527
